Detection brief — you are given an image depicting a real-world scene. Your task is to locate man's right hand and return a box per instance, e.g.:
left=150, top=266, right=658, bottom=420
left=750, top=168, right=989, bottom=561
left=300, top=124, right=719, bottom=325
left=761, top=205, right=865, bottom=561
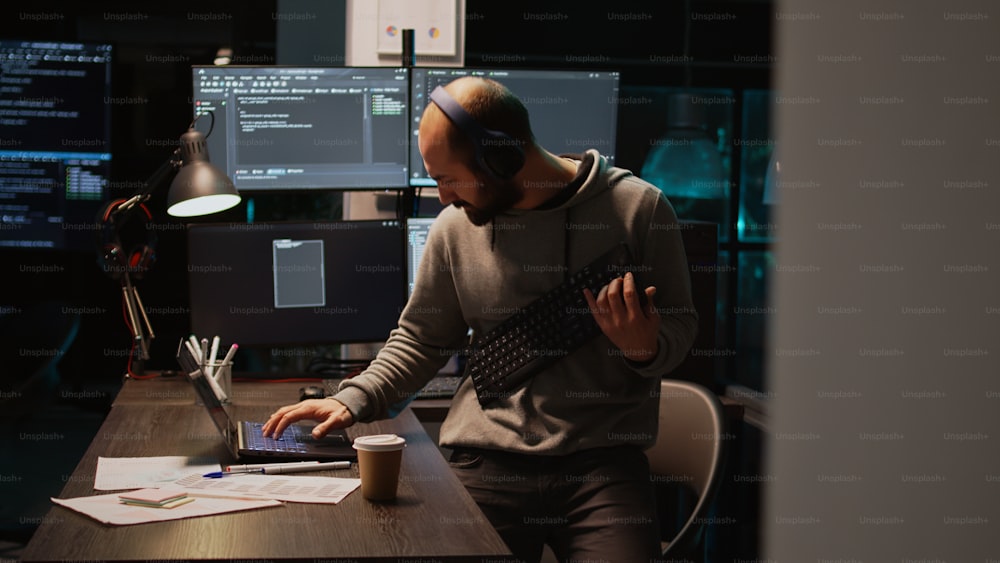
left=262, top=398, right=355, bottom=440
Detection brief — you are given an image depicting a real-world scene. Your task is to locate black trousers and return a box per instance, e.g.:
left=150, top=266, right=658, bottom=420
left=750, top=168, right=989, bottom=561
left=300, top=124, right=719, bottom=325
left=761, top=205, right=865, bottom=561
left=449, top=445, right=662, bottom=563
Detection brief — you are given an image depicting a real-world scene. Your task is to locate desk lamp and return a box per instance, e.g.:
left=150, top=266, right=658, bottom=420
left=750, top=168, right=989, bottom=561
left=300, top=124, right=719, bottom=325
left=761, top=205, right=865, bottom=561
left=101, top=112, right=240, bottom=376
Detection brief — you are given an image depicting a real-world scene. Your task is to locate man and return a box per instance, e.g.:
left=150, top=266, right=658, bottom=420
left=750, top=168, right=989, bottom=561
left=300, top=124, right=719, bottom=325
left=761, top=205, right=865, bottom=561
left=263, top=76, right=698, bottom=562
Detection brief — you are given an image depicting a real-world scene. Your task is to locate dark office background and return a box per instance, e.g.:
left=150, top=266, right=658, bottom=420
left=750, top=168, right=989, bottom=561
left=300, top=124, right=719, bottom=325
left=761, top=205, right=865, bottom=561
left=0, top=1, right=774, bottom=559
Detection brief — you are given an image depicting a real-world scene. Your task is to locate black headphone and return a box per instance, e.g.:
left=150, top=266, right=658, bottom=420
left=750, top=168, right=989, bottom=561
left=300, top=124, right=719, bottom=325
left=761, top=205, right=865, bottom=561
left=96, top=199, right=157, bottom=280
left=429, top=85, right=526, bottom=181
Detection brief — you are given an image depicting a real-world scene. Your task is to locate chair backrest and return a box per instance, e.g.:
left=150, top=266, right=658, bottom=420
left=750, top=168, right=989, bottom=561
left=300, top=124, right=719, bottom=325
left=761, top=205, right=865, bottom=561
left=647, top=378, right=727, bottom=558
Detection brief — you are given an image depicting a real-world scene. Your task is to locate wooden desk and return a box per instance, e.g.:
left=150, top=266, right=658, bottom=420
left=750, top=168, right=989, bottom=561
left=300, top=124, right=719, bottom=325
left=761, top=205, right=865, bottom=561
left=21, top=378, right=512, bottom=562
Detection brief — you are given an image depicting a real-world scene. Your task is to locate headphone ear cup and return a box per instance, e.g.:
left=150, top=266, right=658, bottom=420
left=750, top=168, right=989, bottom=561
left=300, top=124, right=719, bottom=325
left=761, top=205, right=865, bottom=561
left=480, top=141, right=525, bottom=181
left=127, top=244, right=156, bottom=279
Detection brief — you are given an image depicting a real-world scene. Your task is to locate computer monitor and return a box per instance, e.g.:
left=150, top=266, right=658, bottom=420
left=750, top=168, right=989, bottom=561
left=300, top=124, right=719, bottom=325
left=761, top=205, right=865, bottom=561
left=403, top=214, right=467, bottom=377
left=187, top=219, right=407, bottom=347
left=405, top=216, right=436, bottom=296
left=408, top=67, right=620, bottom=186
left=0, top=40, right=113, bottom=251
left=190, top=66, right=410, bottom=191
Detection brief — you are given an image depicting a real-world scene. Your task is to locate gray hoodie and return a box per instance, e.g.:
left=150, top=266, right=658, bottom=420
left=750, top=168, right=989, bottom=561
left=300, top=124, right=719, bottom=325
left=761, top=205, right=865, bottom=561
left=333, top=149, right=698, bottom=455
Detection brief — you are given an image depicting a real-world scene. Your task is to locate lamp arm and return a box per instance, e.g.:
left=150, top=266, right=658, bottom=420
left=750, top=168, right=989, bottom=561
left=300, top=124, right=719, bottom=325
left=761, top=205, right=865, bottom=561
left=109, top=148, right=182, bottom=219
left=120, top=269, right=152, bottom=365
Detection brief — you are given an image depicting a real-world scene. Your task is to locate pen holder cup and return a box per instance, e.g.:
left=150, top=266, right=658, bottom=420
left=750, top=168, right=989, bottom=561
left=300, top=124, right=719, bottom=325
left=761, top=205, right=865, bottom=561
left=199, top=360, right=233, bottom=405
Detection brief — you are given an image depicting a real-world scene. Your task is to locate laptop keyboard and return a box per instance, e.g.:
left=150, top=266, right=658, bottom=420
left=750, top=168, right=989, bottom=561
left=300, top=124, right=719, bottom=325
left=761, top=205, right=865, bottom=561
left=244, top=422, right=309, bottom=453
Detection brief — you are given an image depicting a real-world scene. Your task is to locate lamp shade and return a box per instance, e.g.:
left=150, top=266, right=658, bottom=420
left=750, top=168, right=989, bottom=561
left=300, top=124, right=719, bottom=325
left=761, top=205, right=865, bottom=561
left=166, top=162, right=241, bottom=217
left=641, top=93, right=727, bottom=200
left=166, top=128, right=241, bottom=217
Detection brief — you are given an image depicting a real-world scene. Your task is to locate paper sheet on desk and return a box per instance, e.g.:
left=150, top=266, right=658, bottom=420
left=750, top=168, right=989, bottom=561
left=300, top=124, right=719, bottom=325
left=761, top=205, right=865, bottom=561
left=95, top=456, right=222, bottom=490
left=51, top=493, right=281, bottom=526
left=173, top=473, right=361, bottom=504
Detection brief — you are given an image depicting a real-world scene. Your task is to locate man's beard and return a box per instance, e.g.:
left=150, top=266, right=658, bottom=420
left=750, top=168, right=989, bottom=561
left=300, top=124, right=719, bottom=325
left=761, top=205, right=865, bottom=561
left=454, top=176, right=523, bottom=226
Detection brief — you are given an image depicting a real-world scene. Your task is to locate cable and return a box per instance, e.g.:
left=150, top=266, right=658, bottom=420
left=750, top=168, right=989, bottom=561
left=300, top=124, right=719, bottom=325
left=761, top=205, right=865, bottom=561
left=190, top=108, right=216, bottom=139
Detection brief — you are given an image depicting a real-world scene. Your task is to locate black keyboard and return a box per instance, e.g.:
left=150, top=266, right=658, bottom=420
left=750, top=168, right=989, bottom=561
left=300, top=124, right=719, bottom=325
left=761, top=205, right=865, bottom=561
left=464, top=242, right=646, bottom=406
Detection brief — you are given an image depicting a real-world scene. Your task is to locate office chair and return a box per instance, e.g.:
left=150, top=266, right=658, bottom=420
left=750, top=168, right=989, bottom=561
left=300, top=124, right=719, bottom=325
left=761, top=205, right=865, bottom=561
left=647, top=379, right=728, bottom=562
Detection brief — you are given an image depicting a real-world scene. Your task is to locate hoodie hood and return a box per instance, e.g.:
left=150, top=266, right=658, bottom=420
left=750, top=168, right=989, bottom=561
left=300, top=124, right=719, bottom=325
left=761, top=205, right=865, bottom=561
left=486, top=149, right=635, bottom=250
left=483, top=148, right=637, bottom=257
left=500, top=149, right=635, bottom=218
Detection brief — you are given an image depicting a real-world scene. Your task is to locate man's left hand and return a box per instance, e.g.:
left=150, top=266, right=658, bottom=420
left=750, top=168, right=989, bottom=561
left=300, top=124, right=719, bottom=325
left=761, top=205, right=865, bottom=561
left=583, top=272, right=660, bottom=363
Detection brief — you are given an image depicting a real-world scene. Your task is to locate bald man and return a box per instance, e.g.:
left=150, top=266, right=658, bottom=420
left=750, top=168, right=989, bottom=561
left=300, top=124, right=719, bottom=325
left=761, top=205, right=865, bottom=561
left=265, top=77, right=698, bottom=562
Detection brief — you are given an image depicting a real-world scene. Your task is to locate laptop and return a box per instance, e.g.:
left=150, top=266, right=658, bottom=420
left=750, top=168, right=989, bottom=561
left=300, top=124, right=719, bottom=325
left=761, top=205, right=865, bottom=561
left=186, top=367, right=356, bottom=462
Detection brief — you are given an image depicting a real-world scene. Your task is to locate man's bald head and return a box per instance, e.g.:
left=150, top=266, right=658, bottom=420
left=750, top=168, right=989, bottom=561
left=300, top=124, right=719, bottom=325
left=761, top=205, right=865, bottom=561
left=418, top=76, right=534, bottom=171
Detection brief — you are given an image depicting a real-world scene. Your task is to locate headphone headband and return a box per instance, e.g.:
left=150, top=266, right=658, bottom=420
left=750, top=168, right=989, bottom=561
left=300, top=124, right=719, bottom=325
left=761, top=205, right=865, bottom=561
left=429, top=85, right=525, bottom=181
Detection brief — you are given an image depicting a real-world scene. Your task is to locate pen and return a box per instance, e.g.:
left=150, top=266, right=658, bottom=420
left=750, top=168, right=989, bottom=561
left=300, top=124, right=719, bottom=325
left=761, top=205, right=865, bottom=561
left=183, top=340, right=203, bottom=369
left=205, top=335, right=220, bottom=379
left=200, top=337, right=209, bottom=369
left=226, top=460, right=319, bottom=472
left=188, top=335, right=203, bottom=363
left=203, top=461, right=351, bottom=478
left=220, top=343, right=238, bottom=367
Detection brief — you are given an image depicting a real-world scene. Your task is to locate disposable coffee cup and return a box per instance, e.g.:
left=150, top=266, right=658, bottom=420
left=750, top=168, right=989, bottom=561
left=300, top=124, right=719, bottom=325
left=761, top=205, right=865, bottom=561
left=352, top=434, right=406, bottom=501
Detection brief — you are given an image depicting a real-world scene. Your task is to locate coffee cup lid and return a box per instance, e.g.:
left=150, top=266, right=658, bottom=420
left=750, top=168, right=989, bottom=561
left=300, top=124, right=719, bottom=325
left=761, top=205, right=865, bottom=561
left=353, top=433, right=407, bottom=452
